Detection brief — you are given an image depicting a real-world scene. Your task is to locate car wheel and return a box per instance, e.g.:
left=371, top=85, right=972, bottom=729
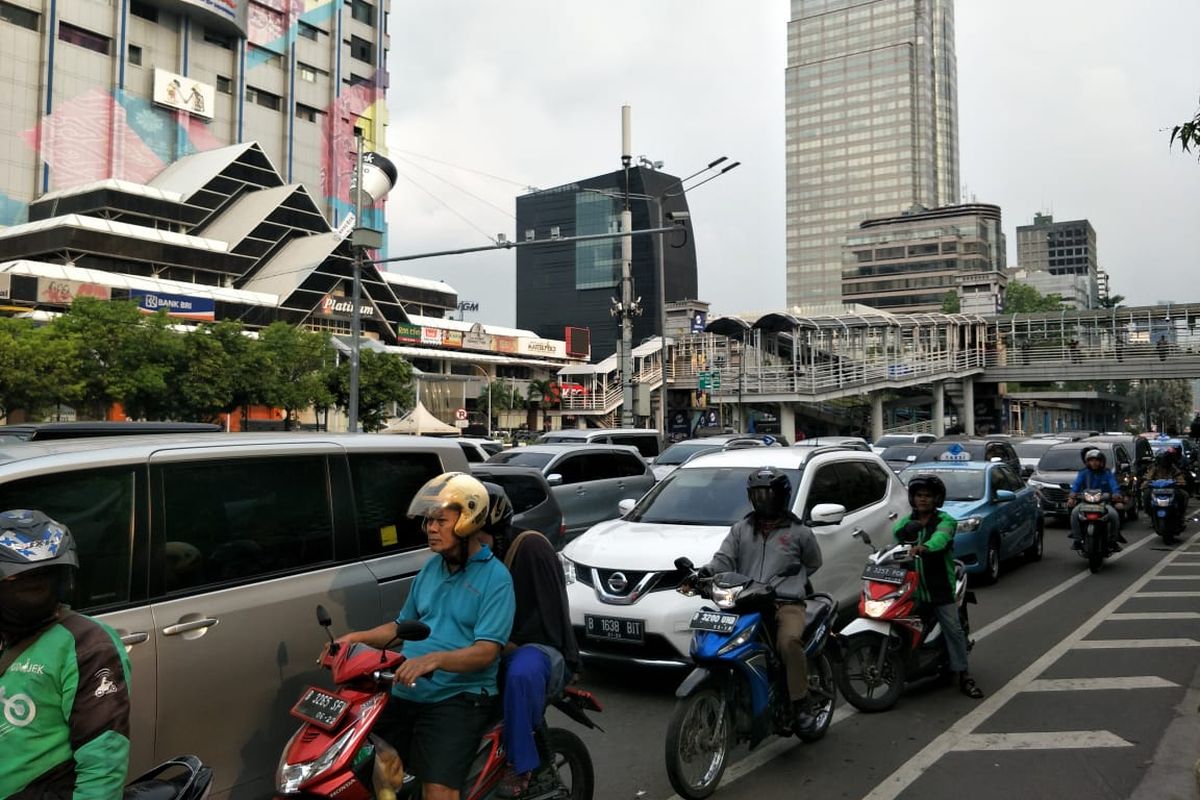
left=1024, top=523, right=1044, bottom=562
left=977, top=538, right=1001, bottom=585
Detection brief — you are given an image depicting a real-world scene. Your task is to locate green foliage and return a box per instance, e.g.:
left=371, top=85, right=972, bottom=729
left=1003, top=282, right=1065, bottom=313
left=1125, top=379, right=1194, bottom=434
left=940, top=291, right=961, bottom=314
left=256, top=323, right=335, bottom=428
left=1170, top=108, right=1200, bottom=158
left=327, top=349, right=415, bottom=432
left=1098, top=294, right=1126, bottom=309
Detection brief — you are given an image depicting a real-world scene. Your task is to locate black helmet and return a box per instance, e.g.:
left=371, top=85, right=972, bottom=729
left=1156, top=449, right=1174, bottom=467
left=1082, top=448, right=1106, bottom=468
left=907, top=474, right=946, bottom=509
left=0, top=509, right=77, bottom=579
left=747, top=467, right=791, bottom=518
left=479, top=481, right=515, bottom=559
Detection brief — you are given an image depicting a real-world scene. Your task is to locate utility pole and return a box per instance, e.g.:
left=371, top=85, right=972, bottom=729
left=348, top=130, right=365, bottom=433
left=618, top=105, right=637, bottom=427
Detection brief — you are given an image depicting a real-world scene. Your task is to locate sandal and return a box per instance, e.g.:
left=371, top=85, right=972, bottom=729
left=959, top=675, right=984, bottom=699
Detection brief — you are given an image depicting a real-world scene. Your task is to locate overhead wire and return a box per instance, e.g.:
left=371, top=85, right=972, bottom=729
left=393, top=155, right=515, bottom=221
left=392, top=168, right=499, bottom=245
left=389, top=149, right=531, bottom=189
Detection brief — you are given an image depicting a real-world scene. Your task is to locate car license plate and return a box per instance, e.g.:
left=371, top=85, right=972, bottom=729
left=289, top=686, right=350, bottom=731
left=584, top=614, right=644, bottom=643
left=689, top=610, right=739, bottom=633
left=862, top=564, right=907, bottom=584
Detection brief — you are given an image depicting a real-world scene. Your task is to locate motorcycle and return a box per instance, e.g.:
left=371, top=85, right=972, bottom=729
left=1073, top=490, right=1115, bottom=573
left=1148, top=479, right=1186, bottom=544
left=275, top=606, right=599, bottom=800
left=664, top=558, right=838, bottom=800
left=835, top=531, right=974, bottom=712
left=124, top=755, right=213, bottom=800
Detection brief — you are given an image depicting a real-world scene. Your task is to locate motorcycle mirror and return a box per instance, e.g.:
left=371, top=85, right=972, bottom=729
left=395, top=620, right=432, bottom=642
left=674, top=556, right=694, bottom=571
left=316, top=605, right=332, bottom=628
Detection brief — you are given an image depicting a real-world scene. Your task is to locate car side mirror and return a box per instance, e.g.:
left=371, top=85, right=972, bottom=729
left=809, top=503, right=847, bottom=526
left=618, top=498, right=636, bottom=516
left=674, top=556, right=694, bottom=571
left=546, top=473, right=563, bottom=486
left=994, top=489, right=1016, bottom=503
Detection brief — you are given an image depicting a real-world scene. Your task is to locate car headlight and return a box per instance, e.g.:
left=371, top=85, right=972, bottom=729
left=1027, top=479, right=1050, bottom=489
left=711, top=584, right=744, bottom=610
left=957, top=517, right=983, bottom=532
left=559, top=554, right=577, bottom=585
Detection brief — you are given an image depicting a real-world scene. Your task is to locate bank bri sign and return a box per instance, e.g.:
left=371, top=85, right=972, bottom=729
left=130, top=290, right=215, bottom=321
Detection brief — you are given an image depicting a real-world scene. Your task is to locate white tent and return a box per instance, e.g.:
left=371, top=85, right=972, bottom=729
left=381, top=402, right=460, bottom=436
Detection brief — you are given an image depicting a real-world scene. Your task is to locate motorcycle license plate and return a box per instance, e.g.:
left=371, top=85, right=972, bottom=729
left=862, top=564, right=907, bottom=584
left=689, top=610, right=739, bottom=633
left=584, top=614, right=644, bottom=643
left=1155, top=498, right=1172, bottom=507
left=290, top=686, right=351, bottom=731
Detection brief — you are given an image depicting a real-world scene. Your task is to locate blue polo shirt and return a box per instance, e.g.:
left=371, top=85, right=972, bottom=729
left=392, top=544, right=515, bottom=703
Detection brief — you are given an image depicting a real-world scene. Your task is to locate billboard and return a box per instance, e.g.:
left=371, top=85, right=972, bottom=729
left=153, top=69, right=216, bottom=120
left=396, top=323, right=421, bottom=344
left=37, top=278, right=111, bottom=305
left=565, top=326, right=590, bottom=359
left=421, top=327, right=443, bottom=346
left=131, top=290, right=215, bottom=321
left=517, top=338, right=566, bottom=359
left=315, top=293, right=375, bottom=320
left=442, top=331, right=463, bottom=349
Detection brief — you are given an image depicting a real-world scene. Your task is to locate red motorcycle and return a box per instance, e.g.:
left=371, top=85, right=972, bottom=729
left=275, top=606, right=599, bottom=800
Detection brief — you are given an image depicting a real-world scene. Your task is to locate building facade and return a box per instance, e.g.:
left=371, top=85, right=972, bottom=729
left=841, top=203, right=1005, bottom=313
left=785, top=0, right=959, bottom=307
left=514, top=166, right=698, bottom=361
left=1015, top=213, right=1099, bottom=308
left=0, top=0, right=387, bottom=229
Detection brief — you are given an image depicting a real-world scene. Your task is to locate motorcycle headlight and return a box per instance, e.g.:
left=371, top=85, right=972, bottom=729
left=277, top=719, right=363, bottom=794
left=716, top=622, right=757, bottom=656
left=711, top=584, right=744, bottom=610
left=957, top=517, right=983, bottom=532
left=863, top=597, right=897, bottom=618
left=559, top=554, right=577, bottom=585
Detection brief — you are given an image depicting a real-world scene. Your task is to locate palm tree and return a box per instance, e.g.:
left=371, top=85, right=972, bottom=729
left=526, top=378, right=557, bottom=431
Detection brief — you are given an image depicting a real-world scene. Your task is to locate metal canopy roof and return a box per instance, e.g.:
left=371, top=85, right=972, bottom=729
left=0, top=260, right=278, bottom=306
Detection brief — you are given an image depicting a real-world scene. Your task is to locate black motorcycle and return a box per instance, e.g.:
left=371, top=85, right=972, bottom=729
left=124, top=755, right=213, bottom=799
left=1074, top=490, right=1115, bottom=573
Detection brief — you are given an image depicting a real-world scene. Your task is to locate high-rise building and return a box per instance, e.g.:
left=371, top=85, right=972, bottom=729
left=0, top=0, right=388, bottom=228
left=785, top=0, right=959, bottom=307
left=514, top=167, right=697, bottom=361
left=1015, top=213, right=1099, bottom=307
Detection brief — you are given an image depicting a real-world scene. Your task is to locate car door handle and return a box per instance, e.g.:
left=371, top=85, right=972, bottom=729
left=888, top=511, right=898, bottom=520
left=120, top=632, right=149, bottom=647
left=162, top=618, right=219, bottom=636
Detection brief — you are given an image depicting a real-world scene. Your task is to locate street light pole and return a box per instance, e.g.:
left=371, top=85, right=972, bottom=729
left=348, top=131, right=365, bottom=433
left=619, top=106, right=636, bottom=428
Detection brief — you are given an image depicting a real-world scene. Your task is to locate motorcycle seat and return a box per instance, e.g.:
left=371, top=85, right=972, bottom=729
left=124, top=780, right=183, bottom=800
left=803, top=593, right=835, bottom=631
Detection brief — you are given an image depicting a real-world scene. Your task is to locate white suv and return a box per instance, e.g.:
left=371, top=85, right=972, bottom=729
left=560, top=446, right=911, bottom=666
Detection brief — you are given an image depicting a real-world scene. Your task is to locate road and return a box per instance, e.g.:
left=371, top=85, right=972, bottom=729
left=565, top=516, right=1200, bottom=800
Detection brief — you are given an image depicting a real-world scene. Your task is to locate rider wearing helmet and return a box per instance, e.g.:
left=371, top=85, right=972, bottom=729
left=1068, top=448, right=1125, bottom=551
left=896, top=476, right=984, bottom=699
left=0, top=509, right=132, bottom=799
left=334, top=473, right=515, bottom=800
left=699, top=467, right=823, bottom=732
left=1144, top=447, right=1189, bottom=518
left=475, top=483, right=579, bottom=798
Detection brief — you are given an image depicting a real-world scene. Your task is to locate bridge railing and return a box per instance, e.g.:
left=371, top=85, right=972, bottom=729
left=715, top=350, right=984, bottom=397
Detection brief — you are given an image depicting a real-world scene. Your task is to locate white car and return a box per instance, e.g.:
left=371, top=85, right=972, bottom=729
left=870, top=433, right=937, bottom=455
left=561, top=446, right=912, bottom=666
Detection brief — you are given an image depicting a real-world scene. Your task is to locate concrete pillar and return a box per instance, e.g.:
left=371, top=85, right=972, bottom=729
left=779, top=403, right=796, bottom=443
left=871, top=392, right=884, bottom=443
left=932, top=382, right=945, bottom=437
left=961, top=377, right=975, bottom=436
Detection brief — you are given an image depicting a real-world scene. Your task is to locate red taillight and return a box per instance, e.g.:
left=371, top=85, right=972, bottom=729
left=559, top=522, right=567, bottom=539
left=1084, top=512, right=1102, bottom=521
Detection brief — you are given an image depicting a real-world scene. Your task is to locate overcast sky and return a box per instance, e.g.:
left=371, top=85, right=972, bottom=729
left=386, top=1, right=1200, bottom=327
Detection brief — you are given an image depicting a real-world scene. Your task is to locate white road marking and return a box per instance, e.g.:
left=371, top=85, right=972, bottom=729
left=1148, top=575, right=1200, bottom=580
left=1024, top=676, right=1179, bottom=691
left=1133, top=591, right=1200, bottom=598
left=1072, top=638, right=1200, bottom=649
left=860, top=530, right=1200, bottom=800
left=950, top=731, right=1134, bottom=751
left=1108, top=611, right=1200, bottom=620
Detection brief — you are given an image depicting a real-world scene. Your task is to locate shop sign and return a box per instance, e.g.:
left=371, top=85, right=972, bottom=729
left=37, top=278, right=111, bottom=305
left=494, top=336, right=517, bottom=353
left=396, top=323, right=421, bottom=344
left=315, top=293, right=375, bottom=320
left=421, top=326, right=443, bottom=346
left=462, top=322, right=493, bottom=351
left=131, top=290, right=215, bottom=321
left=517, top=337, right=566, bottom=359
left=443, top=331, right=463, bottom=349
left=152, top=68, right=216, bottom=120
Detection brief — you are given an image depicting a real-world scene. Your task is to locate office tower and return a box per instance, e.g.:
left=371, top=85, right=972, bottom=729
left=785, top=0, right=959, bottom=306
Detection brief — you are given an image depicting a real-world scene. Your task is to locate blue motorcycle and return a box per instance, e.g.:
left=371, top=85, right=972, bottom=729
left=1149, top=478, right=1186, bottom=543
left=663, top=558, right=838, bottom=800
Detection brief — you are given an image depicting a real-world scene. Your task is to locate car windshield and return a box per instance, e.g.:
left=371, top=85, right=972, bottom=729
left=627, top=466, right=802, bottom=526
left=881, top=444, right=925, bottom=461
left=486, top=451, right=554, bottom=470
left=875, top=435, right=914, bottom=448
left=1150, top=440, right=1183, bottom=454
left=655, top=443, right=721, bottom=466
left=538, top=435, right=585, bottom=444
left=899, top=467, right=986, bottom=501
left=1038, top=448, right=1089, bottom=471
left=1015, top=440, right=1060, bottom=458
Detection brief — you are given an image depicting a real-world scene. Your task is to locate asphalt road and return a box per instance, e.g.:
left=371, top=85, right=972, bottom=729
left=563, top=516, right=1200, bottom=800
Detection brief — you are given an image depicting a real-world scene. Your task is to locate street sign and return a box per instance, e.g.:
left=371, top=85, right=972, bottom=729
left=454, top=408, right=468, bottom=421
left=711, top=371, right=721, bottom=390
left=698, top=373, right=709, bottom=391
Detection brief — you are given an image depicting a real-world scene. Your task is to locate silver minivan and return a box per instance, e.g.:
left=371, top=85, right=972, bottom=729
left=0, top=433, right=467, bottom=799
left=536, top=428, right=662, bottom=462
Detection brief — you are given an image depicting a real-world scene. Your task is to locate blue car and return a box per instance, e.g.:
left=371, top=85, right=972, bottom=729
left=899, top=452, right=1044, bottom=584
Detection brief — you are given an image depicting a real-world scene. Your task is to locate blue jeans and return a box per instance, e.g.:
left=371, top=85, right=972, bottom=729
left=934, top=603, right=969, bottom=674
left=501, top=645, right=566, bottom=774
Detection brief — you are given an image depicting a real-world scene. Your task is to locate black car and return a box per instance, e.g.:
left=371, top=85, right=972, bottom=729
left=1029, top=441, right=1137, bottom=524
left=469, top=464, right=567, bottom=549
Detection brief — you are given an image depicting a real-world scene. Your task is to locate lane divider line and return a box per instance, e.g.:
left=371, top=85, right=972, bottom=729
left=1133, top=591, right=1200, bottom=598
left=1072, top=638, right=1200, bottom=649
left=1107, top=611, right=1200, bottom=620
left=950, top=731, right=1134, bottom=751
left=1023, top=676, right=1179, bottom=691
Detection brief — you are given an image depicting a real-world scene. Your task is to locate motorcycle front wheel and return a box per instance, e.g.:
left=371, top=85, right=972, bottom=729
left=541, top=727, right=594, bottom=800
left=796, top=652, right=836, bottom=742
left=1087, top=523, right=1104, bottom=573
left=836, top=635, right=905, bottom=712
left=664, top=687, right=732, bottom=800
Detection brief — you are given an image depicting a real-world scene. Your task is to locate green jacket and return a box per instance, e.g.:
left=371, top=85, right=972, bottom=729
left=893, top=510, right=958, bottom=605
left=0, top=613, right=131, bottom=799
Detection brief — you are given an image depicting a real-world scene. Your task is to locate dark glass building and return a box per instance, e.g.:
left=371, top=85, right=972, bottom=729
left=515, top=167, right=698, bottom=361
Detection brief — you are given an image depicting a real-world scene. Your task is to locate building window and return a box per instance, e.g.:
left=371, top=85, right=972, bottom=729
left=575, top=192, right=621, bottom=290
left=1, top=1, right=39, bottom=30
left=130, top=0, right=158, bottom=22
left=216, top=75, right=232, bottom=94
left=248, top=44, right=283, bottom=67
left=349, top=34, right=373, bottom=62
left=247, top=86, right=281, bottom=111
left=298, top=21, right=319, bottom=40
left=298, top=62, right=325, bottom=82
left=347, top=72, right=373, bottom=86
left=203, top=27, right=234, bottom=49
left=128, top=43, right=142, bottom=65
left=295, top=103, right=321, bottom=122
left=350, top=0, right=375, bottom=25
left=58, top=21, right=110, bottom=55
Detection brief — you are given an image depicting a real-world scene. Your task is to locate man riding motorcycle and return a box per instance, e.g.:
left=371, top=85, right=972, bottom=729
left=1068, top=449, right=1125, bottom=552
left=1143, top=447, right=1189, bottom=519
left=696, top=467, right=823, bottom=733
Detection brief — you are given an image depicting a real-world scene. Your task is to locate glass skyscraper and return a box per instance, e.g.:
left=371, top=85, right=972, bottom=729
left=785, top=0, right=959, bottom=307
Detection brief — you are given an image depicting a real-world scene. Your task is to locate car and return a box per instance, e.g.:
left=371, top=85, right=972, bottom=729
left=454, top=436, right=504, bottom=463
left=1083, top=434, right=1155, bottom=507
left=649, top=435, right=777, bottom=481
left=898, top=450, right=1044, bottom=583
left=794, top=435, right=872, bottom=451
left=870, top=432, right=937, bottom=454
left=559, top=445, right=911, bottom=666
left=0, top=432, right=468, bottom=799
left=535, top=428, right=662, bottom=462
left=1028, top=440, right=1136, bottom=524
left=469, top=463, right=567, bottom=549
left=1147, top=435, right=1200, bottom=495
left=0, top=421, right=222, bottom=443
left=484, top=444, right=656, bottom=543
left=879, top=443, right=929, bottom=474
left=914, top=438, right=1022, bottom=475
left=1012, top=437, right=1069, bottom=478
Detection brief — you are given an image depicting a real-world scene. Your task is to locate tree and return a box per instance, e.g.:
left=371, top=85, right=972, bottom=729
left=256, top=323, right=335, bottom=429
left=1170, top=106, right=1200, bottom=158
left=480, top=380, right=523, bottom=429
left=525, top=378, right=558, bottom=431
left=1125, top=379, right=1193, bottom=434
left=1003, top=282, right=1065, bottom=313
left=1098, top=293, right=1127, bottom=309
left=327, top=350, right=415, bottom=432
left=940, top=291, right=960, bottom=314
